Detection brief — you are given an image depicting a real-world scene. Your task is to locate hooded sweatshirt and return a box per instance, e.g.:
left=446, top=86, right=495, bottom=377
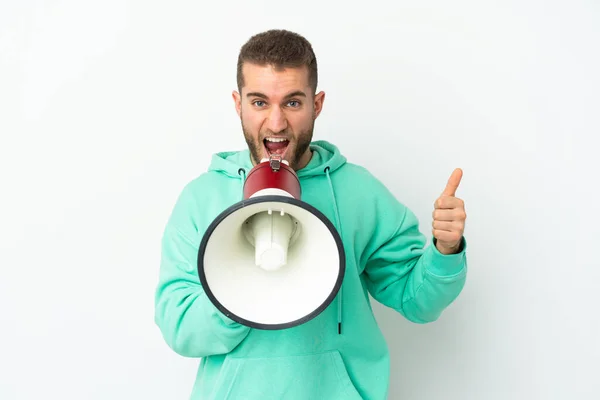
left=154, top=140, right=467, bottom=400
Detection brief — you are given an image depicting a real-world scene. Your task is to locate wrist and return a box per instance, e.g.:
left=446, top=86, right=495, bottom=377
left=435, top=238, right=463, bottom=255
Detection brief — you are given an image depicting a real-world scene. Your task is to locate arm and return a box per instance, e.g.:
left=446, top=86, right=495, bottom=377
left=154, top=183, right=250, bottom=357
left=362, top=188, right=467, bottom=324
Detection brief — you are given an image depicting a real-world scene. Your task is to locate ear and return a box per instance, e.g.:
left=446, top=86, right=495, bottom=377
left=232, top=90, right=242, bottom=117
left=313, top=91, right=325, bottom=119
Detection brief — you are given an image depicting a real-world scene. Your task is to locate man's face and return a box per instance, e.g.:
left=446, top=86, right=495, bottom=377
left=233, top=63, right=325, bottom=170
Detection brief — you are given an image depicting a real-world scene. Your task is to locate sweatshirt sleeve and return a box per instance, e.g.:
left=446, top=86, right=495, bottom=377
left=154, top=182, right=251, bottom=357
left=361, top=184, right=467, bottom=324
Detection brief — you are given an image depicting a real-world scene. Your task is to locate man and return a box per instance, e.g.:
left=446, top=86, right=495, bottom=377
left=155, top=29, right=467, bottom=400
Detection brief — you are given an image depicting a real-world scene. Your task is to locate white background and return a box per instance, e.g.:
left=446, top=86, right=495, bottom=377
left=1, top=1, right=599, bottom=399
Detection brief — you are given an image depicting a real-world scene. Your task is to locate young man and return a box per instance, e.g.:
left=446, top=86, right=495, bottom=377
left=155, top=29, right=468, bottom=400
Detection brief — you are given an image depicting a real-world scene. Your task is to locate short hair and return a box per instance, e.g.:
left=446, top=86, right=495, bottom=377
left=236, top=29, right=318, bottom=93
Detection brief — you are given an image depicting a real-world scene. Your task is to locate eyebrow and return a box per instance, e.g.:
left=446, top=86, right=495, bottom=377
left=246, top=90, right=307, bottom=99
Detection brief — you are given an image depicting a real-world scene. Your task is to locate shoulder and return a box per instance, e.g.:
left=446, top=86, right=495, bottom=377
left=335, top=161, right=413, bottom=224
left=179, top=169, right=239, bottom=201
left=167, top=170, right=240, bottom=229
left=183, top=170, right=226, bottom=192
left=336, top=162, right=398, bottom=200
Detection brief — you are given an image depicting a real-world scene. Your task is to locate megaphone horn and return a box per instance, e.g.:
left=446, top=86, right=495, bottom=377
left=197, top=154, right=346, bottom=330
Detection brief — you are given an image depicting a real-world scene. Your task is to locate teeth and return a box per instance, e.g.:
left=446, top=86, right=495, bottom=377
left=265, top=137, right=288, bottom=143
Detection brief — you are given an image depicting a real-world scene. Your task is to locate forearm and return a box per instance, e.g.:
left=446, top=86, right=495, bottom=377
left=154, top=223, right=250, bottom=357
left=398, top=243, right=467, bottom=323
left=155, top=278, right=250, bottom=357
left=366, top=238, right=467, bottom=323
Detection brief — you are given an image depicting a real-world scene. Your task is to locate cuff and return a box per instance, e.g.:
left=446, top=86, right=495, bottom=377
left=424, top=236, right=467, bottom=277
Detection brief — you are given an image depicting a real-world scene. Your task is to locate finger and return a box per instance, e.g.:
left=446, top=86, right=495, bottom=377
left=433, top=218, right=464, bottom=231
left=433, top=229, right=463, bottom=243
left=435, top=196, right=464, bottom=209
left=442, top=168, right=463, bottom=197
left=433, top=221, right=464, bottom=236
left=432, top=208, right=467, bottom=221
left=432, top=220, right=454, bottom=231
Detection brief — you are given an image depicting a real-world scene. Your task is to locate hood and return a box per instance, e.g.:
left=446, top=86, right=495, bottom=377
left=207, top=140, right=347, bottom=179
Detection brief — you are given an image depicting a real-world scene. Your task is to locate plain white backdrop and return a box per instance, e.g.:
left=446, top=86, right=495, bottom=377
left=1, top=1, right=599, bottom=399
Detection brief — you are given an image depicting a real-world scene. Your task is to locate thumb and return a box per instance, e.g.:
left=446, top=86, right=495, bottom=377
left=442, top=168, right=463, bottom=197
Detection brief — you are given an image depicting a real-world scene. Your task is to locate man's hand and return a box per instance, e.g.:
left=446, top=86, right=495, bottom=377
left=432, top=168, right=466, bottom=255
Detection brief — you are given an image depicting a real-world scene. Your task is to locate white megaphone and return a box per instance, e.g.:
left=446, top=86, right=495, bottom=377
left=197, top=154, right=346, bottom=330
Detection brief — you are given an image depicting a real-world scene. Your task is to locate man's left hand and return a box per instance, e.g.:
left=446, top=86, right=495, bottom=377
left=432, top=168, right=466, bottom=255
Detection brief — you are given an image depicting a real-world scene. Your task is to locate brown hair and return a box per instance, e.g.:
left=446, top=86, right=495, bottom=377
left=236, top=29, right=318, bottom=94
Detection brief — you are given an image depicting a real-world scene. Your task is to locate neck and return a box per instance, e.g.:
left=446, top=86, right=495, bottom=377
left=294, top=149, right=313, bottom=171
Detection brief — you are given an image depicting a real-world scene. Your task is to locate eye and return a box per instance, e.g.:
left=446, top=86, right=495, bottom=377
left=287, top=100, right=301, bottom=107
left=252, top=100, right=266, bottom=107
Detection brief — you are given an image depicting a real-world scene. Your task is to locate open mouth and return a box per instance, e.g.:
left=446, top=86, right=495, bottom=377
left=263, top=137, right=290, bottom=159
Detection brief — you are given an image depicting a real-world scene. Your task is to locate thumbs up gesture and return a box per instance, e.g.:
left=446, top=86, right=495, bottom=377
left=432, top=168, right=466, bottom=254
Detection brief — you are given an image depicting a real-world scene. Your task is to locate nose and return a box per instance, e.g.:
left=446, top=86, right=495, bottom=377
left=265, top=106, right=288, bottom=133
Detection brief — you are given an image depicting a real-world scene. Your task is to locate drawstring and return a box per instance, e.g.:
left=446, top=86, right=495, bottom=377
left=324, top=166, right=343, bottom=335
left=238, top=168, right=246, bottom=199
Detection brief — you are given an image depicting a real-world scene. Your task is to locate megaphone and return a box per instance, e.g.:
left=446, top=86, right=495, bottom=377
left=197, top=154, right=346, bottom=330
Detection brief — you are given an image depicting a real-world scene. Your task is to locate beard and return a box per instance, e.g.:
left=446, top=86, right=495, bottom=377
left=241, top=117, right=314, bottom=171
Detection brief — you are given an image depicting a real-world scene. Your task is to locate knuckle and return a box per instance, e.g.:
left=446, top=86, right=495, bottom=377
left=454, top=210, right=466, bottom=220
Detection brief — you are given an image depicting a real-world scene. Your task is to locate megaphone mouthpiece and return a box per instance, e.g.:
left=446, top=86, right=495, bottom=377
left=244, top=209, right=297, bottom=272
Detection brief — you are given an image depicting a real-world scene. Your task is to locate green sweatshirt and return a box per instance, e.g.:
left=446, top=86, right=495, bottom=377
left=154, top=140, right=467, bottom=399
